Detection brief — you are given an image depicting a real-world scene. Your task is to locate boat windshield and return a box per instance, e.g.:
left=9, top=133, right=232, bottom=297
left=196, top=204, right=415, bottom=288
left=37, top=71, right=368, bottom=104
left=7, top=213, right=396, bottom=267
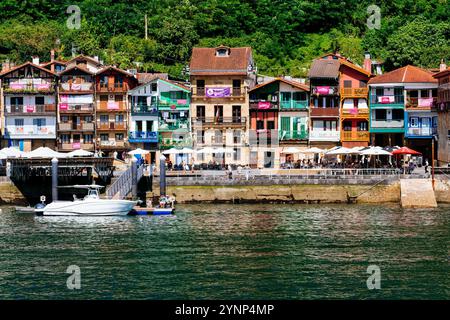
left=85, top=188, right=100, bottom=199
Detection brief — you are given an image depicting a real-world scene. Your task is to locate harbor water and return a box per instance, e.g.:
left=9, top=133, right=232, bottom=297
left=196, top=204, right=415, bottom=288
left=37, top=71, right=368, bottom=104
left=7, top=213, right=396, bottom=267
left=0, top=204, right=448, bottom=299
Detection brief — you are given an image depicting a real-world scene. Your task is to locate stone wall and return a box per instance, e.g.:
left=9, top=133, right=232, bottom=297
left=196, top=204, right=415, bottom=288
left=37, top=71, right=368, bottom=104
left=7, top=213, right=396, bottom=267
left=154, top=183, right=402, bottom=204
left=0, top=178, right=28, bottom=205
left=434, top=178, right=450, bottom=203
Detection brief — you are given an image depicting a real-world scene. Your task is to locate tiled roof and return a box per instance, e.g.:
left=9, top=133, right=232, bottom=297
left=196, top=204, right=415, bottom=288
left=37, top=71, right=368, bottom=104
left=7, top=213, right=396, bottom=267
left=136, top=72, right=168, bottom=84
left=67, top=54, right=102, bottom=66
left=190, top=46, right=252, bottom=76
left=40, top=60, right=67, bottom=67
left=249, top=77, right=309, bottom=92
left=59, top=65, right=94, bottom=75
left=433, top=67, right=450, bottom=79
left=0, top=61, right=57, bottom=77
left=368, top=65, right=438, bottom=84
left=308, top=59, right=340, bottom=79
left=96, top=65, right=135, bottom=77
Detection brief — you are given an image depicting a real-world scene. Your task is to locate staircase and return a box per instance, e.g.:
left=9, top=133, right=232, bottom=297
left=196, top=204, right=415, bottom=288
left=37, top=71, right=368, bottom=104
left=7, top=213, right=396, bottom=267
left=106, top=164, right=145, bottom=199
left=400, top=178, right=437, bottom=208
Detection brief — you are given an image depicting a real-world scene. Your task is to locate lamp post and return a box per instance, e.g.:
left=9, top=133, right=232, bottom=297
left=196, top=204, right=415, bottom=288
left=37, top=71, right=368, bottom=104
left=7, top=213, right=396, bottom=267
left=431, top=136, right=436, bottom=190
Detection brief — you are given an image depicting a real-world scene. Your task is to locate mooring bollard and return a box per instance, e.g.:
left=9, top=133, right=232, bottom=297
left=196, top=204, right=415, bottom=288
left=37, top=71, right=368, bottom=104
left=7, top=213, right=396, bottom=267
left=160, top=155, right=166, bottom=197
left=131, top=157, right=138, bottom=199
left=51, top=157, right=58, bottom=202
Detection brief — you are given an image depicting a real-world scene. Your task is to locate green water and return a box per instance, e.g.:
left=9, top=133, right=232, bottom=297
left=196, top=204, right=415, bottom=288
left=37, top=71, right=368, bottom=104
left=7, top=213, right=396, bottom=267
left=0, top=204, right=448, bottom=299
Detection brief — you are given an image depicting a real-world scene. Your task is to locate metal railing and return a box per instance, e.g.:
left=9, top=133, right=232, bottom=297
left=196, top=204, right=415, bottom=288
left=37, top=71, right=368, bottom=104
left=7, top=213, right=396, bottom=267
left=106, top=164, right=144, bottom=199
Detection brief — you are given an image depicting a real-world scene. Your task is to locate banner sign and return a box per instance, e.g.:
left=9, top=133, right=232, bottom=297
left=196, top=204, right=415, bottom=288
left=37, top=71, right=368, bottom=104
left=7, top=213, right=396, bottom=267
left=107, top=102, right=119, bottom=110
left=59, top=103, right=68, bottom=110
left=26, top=105, right=35, bottom=113
left=72, top=142, right=81, bottom=149
left=206, top=87, right=231, bottom=98
left=418, top=98, right=433, bottom=107
left=258, top=101, right=271, bottom=109
left=378, top=96, right=395, bottom=103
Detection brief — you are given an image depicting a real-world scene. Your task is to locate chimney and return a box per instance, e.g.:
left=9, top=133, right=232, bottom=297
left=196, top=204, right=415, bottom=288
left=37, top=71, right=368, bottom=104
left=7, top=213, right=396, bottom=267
left=363, top=52, right=372, bottom=73
left=94, top=55, right=99, bottom=62
left=440, top=59, right=447, bottom=72
left=50, top=49, right=55, bottom=72
left=32, top=56, right=40, bottom=65
left=2, top=60, right=11, bottom=73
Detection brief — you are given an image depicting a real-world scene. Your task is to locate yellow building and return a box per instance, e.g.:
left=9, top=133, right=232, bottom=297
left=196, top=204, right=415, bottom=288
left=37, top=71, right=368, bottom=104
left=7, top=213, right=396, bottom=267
left=189, top=46, right=256, bottom=167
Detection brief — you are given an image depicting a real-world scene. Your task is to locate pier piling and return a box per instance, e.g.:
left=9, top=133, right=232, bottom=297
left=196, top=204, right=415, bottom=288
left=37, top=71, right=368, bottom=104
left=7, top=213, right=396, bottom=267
left=160, top=155, right=166, bottom=196
left=131, top=157, right=138, bottom=199
left=51, top=157, right=58, bottom=202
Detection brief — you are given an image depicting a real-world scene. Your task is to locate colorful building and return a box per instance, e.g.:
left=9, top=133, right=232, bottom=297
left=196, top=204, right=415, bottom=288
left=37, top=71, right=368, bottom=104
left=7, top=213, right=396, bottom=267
left=248, top=77, right=309, bottom=168
left=308, top=56, right=341, bottom=149
left=338, top=55, right=372, bottom=148
left=95, top=66, right=138, bottom=157
left=0, top=61, right=58, bottom=151
left=189, top=46, right=256, bottom=166
left=368, top=65, right=438, bottom=160
left=433, top=64, right=450, bottom=166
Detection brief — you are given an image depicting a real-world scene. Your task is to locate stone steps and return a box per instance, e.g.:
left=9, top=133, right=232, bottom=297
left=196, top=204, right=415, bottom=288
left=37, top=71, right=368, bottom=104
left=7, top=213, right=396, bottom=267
left=400, top=178, right=437, bottom=208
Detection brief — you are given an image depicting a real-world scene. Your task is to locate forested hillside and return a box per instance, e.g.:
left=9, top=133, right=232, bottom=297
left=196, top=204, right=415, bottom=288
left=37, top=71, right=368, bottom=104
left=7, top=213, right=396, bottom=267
left=0, top=0, right=448, bottom=78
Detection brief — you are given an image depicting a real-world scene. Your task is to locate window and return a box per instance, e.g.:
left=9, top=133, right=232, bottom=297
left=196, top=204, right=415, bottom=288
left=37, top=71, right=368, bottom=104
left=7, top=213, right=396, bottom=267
left=15, top=119, right=24, bottom=127
left=100, top=95, right=108, bottom=102
left=233, top=147, right=241, bottom=161
left=233, top=130, right=241, bottom=144
left=33, top=118, right=46, bottom=128
left=115, top=95, right=123, bottom=102
left=420, top=90, right=429, bottom=98
left=115, top=114, right=124, bottom=123
left=343, top=121, right=352, bottom=131
left=216, top=48, right=229, bottom=56
left=392, top=109, right=404, bottom=120
left=100, top=134, right=109, bottom=141
left=359, top=80, right=367, bottom=88
left=232, top=79, right=241, bottom=89
left=197, top=130, right=205, bottom=144
left=344, top=80, right=352, bottom=88
left=410, top=117, right=419, bottom=127
left=100, top=75, right=108, bottom=86
left=358, top=121, right=368, bottom=131
left=432, top=116, right=438, bottom=127
left=115, top=76, right=123, bottom=87
left=214, top=130, right=223, bottom=144
left=293, top=92, right=307, bottom=101
left=267, top=121, right=275, bottom=130
left=197, top=105, right=205, bottom=119
left=35, top=96, right=45, bottom=105
left=100, top=115, right=109, bottom=123
left=115, top=133, right=124, bottom=141
left=61, top=134, right=70, bottom=143
left=61, top=115, right=69, bottom=123
left=11, top=97, right=23, bottom=106
left=375, top=109, right=387, bottom=120
left=151, top=83, right=157, bottom=92
left=256, top=120, right=264, bottom=130
left=408, top=90, right=418, bottom=98
left=84, top=116, right=92, bottom=123
left=197, top=80, right=205, bottom=88
left=232, top=105, right=241, bottom=122
left=83, top=134, right=93, bottom=143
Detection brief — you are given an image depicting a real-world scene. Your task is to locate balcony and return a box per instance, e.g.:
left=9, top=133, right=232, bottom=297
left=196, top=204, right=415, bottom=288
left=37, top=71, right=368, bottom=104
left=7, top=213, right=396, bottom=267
left=248, top=130, right=279, bottom=145
left=3, top=82, right=55, bottom=94
left=370, top=119, right=404, bottom=128
left=97, top=101, right=126, bottom=111
left=59, top=82, right=93, bottom=92
left=58, top=142, right=95, bottom=151
left=193, top=87, right=244, bottom=99
left=58, top=122, right=94, bottom=131
left=59, top=103, right=94, bottom=113
left=341, top=108, right=370, bottom=118
left=192, top=117, right=247, bottom=128
left=159, top=136, right=193, bottom=149
left=96, top=83, right=129, bottom=92
left=158, top=98, right=190, bottom=110
left=309, top=130, right=340, bottom=142
left=128, top=131, right=158, bottom=143
left=5, top=127, right=56, bottom=139
left=406, top=97, right=437, bottom=110
left=7, top=104, right=56, bottom=115
left=406, top=127, right=437, bottom=137
left=280, top=100, right=309, bottom=110
left=340, top=87, right=368, bottom=98
left=97, top=122, right=126, bottom=130
left=310, top=107, right=340, bottom=117
left=130, top=104, right=158, bottom=115
left=370, top=95, right=404, bottom=108
left=158, top=119, right=190, bottom=132
left=341, top=130, right=370, bottom=142
left=279, top=130, right=308, bottom=140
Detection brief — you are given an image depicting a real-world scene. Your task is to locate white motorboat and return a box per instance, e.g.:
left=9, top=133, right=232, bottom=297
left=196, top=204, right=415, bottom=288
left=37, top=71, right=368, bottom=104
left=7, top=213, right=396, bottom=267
left=35, top=185, right=137, bottom=216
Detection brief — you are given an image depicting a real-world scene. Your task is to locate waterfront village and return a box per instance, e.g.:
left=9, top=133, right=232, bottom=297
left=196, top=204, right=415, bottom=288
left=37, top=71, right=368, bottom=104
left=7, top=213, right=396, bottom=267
left=0, top=46, right=449, bottom=204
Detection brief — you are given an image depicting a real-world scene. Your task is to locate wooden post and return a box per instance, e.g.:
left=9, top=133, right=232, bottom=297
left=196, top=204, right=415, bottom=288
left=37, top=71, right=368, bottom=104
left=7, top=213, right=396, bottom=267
left=131, top=157, right=138, bottom=199
left=431, top=138, right=435, bottom=190
left=51, top=157, right=58, bottom=202
left=160, top=155, right=166, bottom=196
